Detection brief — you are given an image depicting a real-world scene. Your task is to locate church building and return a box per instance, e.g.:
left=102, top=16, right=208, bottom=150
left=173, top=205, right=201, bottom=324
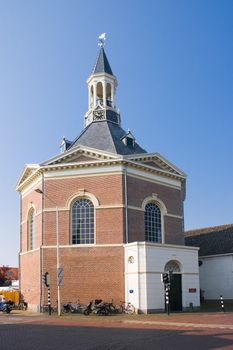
left=16, top=38, right=200, bottom=313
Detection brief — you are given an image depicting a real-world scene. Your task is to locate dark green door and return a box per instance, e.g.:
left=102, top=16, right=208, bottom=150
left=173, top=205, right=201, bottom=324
left=170, top=274, right=182, bottom=311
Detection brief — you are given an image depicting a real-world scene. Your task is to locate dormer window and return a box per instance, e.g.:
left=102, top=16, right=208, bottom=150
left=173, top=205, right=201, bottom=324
left=60, top=137, right=72, bottom=153
left=126, top=137, right=134, bottom=147
left=121, top=130, right=135, bottom=148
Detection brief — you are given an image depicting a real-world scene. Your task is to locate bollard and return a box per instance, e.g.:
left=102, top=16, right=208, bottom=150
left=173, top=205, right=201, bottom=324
left=220, top=295, right=225, bottom=312
left=189, top=302, right=194, bottom=312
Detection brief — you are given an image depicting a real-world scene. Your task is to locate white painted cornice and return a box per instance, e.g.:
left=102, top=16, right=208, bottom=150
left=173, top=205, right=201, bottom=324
left=16, top=164, right=40, bottom=191
left=16, top=156, right=186, bottom=192
left=87, top=72, right=117, bottom=85
left=125, top=152, right=186, bottom=177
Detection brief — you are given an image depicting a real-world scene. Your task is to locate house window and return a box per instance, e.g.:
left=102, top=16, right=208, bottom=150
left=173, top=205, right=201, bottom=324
left=145, top=203, right=161, bottom=243
left=28, top=208, right=35, bottom=250
left=71, top=198, right=94, bottom=244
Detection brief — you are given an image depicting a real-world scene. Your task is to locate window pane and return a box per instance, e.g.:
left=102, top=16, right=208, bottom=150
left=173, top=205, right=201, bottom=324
left=72, top=198, right=94, bottom=245
left=145, top=203, right=161, bottom=243
left=28, top=208, right=36, bottom=250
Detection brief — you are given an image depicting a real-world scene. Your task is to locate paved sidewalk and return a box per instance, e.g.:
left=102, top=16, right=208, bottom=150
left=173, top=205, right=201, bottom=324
left=4, top=310, right=233, bottom=331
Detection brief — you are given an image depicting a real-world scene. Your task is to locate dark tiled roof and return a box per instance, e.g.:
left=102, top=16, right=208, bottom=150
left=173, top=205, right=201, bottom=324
left=92, top=48, right=113, bottom=75
left=68, top=120, right=147, bottom=155
left=185, top=223, right=233, bottom=237
left=185, top=224, right=233, bottom=256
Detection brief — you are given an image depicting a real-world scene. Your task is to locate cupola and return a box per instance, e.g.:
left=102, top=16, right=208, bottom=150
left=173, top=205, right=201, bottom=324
left=84, top=33, right=120, bottom=127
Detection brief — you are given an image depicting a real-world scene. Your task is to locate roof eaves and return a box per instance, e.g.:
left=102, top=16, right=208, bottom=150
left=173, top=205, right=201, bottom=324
left=16, top=164, right=40, bottom=189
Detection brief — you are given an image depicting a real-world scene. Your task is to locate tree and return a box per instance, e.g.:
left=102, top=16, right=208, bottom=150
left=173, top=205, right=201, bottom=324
left=0, top=266, right=10, bottom=286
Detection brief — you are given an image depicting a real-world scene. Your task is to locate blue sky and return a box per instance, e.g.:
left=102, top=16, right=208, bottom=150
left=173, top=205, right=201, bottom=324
left=0, top=0, right=232, bottom=266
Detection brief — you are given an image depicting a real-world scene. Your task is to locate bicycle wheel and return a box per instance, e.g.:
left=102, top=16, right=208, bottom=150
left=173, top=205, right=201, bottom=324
left=83, top=309, right=90, bottom=315
left=116, top=305, right=123, bottom=314
left=42, top=305, right=48, bottom=313
left=126, top=304, right=135, bottom=314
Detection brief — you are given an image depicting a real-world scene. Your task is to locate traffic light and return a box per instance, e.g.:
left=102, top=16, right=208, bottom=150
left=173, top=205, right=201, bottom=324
left=162, top=273, right=169, bottom=284
left=42, top=272, right=50, bottom=287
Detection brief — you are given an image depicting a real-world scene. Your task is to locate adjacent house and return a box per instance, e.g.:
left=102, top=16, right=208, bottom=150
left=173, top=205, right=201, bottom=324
left=0, top=266, right=18, bottom=286
left=185, top=224, right=233, bottom=301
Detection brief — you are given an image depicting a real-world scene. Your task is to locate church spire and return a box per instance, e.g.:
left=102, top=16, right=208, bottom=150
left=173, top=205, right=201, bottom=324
left=84, top=34, right=120, bottom=127
left=92, top=47, right=113, bottom=76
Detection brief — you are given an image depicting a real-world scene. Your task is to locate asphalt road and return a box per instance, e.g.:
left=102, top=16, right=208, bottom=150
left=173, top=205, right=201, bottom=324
left=1, top=323, right=233, bottom=350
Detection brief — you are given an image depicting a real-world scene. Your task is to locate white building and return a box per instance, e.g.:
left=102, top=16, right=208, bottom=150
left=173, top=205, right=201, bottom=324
left=185, top=224, right=233, bottom=301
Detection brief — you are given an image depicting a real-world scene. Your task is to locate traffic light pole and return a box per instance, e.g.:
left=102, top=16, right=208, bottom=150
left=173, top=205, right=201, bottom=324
left=56, top=206, right=61, bottom=316
left=35, top=189, right=62, bottom=317
left=161, top=273, right=170, bottom=315
left=48, top=287, right=51, bottom=316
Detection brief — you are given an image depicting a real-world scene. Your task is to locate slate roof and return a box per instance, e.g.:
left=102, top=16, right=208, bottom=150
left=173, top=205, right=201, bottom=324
left=92, top=48, right=113, bottom=75
left=185, top=224, right=233, bottom=256
left=67, top=120, right=147, bottom=155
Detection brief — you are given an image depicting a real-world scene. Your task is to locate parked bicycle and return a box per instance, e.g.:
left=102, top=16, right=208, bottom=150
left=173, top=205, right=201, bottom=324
left=18, top=301, right=28, bottom=311
left=105, top=300, right=123, bottom=314
left=120, top=301, right=135, bottom=314
left=41, top=304, right=57, bottom=313
left=83, top=299, right=109, bottom=316
left=62, top=300, right=83, bottom=314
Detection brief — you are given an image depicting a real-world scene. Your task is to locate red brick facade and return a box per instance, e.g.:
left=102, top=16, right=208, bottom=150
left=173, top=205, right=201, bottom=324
left=19, top=167, right=185, bottom=310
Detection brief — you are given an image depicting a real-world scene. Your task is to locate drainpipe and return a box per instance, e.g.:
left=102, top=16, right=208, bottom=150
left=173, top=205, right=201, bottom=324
left=124, top=165, right=128, bottom=244
left=39, top=173, right=45, bottom=311
left=19, top=192, right=22, bottom=299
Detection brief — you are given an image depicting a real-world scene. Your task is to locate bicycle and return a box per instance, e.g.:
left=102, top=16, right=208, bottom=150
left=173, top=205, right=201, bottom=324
left=120, top=301, right=135, bottom=314
left=62, top=300, right=84, bottom=313
left=41, top=304, right=57, bottom=313
left=18, top=301, right=28, bottom=311
left=105, top=300, right=123, bottom=314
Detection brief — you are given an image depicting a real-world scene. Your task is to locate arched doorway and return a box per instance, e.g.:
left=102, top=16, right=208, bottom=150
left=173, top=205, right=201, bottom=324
left=164, top=260, right=182, bottom=311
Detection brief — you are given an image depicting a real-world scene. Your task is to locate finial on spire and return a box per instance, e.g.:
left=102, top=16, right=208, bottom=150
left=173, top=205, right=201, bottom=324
left=98, top=33, right=106, bottom=48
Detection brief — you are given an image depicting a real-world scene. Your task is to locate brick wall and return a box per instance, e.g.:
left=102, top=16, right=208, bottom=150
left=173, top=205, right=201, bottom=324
left=44, top=174, right=124, bottom=208
left=127, top=175, right=183, bottom=216
left=164, top=216, right=184, bottom=245
left=20, top=250, right=40, bottom=308
left=127, top=175, right=184, bottom=244
left=42, top=246, right=124, bottom=306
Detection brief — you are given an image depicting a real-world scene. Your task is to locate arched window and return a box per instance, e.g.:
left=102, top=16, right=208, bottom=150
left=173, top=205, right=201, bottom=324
left=71, top=198, right=94, bottom=244
left=145, top=203, right=161, bottom=243
left=106, top=83, right=112, bottom=107
left=164, top=260, right=181, bottom=273
left=90, top=85, right=94, bottom=108
left=28, top=208, right=35, bottom=250
left=96, top=82, right=103, bottom=106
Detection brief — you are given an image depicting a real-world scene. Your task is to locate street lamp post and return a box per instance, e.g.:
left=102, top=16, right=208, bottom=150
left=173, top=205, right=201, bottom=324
left=35, top=188, right=61, bottom=316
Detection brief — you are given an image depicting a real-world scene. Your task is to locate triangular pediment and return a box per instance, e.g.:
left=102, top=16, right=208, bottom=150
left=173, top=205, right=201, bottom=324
left=41, top=146, right=120, bottom=166
left=125, top=152, right=186, bottom=177
left=140, top=160, right=164, bottom=170
left=16, top=164, right=39, bottom=190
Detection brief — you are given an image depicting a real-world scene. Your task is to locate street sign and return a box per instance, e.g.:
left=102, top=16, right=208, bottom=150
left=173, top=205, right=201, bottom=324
left=58, top=267, right=63, bottom=287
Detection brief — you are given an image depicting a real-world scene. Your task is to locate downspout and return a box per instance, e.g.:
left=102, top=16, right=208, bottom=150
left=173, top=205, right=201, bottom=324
left=124, top=165, right=129, bottom=304
left=39, top=173, right=45, bottom=311
left=19, top=192, right=22, bottom=299
left=124, top=165, right=128, bottom=244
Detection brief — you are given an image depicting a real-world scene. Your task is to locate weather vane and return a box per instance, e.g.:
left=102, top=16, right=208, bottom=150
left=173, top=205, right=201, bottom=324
left=98, top=33, right=106, bottom=48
